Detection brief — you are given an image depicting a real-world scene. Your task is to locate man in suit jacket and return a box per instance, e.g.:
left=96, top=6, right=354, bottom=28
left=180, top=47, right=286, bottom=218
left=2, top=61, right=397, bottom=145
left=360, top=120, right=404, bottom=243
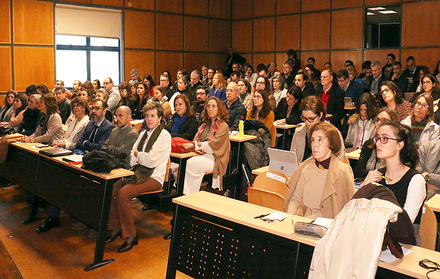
left=318, top=70, right=345, bottom=130
left=336, top=69, right=363, bottom=104
left=76, top=99, right=114, bottom=152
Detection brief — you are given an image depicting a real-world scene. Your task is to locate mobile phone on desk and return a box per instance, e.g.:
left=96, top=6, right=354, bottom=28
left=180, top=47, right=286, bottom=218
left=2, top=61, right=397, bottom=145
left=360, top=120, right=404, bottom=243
left=35, top=144, right=49, bottom=148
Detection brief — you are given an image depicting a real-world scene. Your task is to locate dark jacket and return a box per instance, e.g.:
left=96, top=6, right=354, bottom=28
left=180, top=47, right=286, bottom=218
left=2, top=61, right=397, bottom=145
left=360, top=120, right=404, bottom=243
left=274, top=98, right=301, bottom=125
left=392, top=73, right=409, bottom=94
left=75, top=118, right=114, bottom=152
left=403, top=66, right=421, bottom=92
left=58, top=98, right=71, bottom=124
left=225, top=98, right=247, bottom=131
left=282, top=72, right=295, bottom=89
left=209, top=87, right=226, bottom=101
left=317, top=85, right=345, bottom=129
left=100, top=125, right=138, bottom=169
left=344, top=81, right=363, bottom=103
left=301, top=83, right=316, bottom=97
left=131, top=97, right=148, bottom=120
left=18, top=108, right=43, bottom=136
left=187, top=81, right=202, bottom=104
left=167, top=114, right=198, bottom=140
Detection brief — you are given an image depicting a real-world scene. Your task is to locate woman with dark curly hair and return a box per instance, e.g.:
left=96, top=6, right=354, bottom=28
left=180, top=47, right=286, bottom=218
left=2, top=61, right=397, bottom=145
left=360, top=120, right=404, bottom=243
left=361, top=121, right=425, bottom=225
left=246, top=89, right=276, bottom=145
left=379, top=80, right=412, bottom=121
left=345, top=93, right=377, bottom=148
left=181, top=97, right=230, bottom=195
left=143, top=74, right=155, bottom=97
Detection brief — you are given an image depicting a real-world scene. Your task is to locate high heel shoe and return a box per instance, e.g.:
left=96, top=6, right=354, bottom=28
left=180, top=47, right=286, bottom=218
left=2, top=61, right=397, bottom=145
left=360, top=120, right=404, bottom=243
left=117, top=235, right=138, bottom=253
left=104, top=230, right=121, bottom=244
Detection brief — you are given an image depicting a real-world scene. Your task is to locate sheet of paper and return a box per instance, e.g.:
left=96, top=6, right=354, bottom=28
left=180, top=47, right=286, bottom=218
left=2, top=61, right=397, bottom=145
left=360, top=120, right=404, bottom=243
left=261, top=211, right=288, bottom=222
left=266, top=172, right=287, bottom=184
left=62, top=154, right=83, bottom=162
left=313, top=217, right=334, bottom=229
left=379, top=247, right=412, bottom=263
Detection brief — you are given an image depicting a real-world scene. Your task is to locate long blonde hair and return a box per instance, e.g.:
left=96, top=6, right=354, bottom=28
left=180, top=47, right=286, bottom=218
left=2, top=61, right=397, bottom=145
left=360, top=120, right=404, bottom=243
left=211, top=73, right=227, bottom=90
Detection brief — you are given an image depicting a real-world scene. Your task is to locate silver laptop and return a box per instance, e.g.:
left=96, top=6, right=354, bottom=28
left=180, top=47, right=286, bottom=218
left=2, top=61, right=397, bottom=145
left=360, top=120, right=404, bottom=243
left=267, top=148, right=298, bottom=176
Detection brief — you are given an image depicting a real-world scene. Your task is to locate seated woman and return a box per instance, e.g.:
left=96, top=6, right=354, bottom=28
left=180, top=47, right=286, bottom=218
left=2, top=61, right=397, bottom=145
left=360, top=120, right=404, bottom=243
left=417, top=139, right=440, bottom=190
left=254, top=76, right=275, bottom=109
left=7, top=93, right=28, bottom=131
left=18, top=94, right=43, bottom=136
left=401, top=93, right=439, bottom=148
left=274, top=86, right=302, bottom=125
left=379, top=80, right=412, bottom=121
left=246, top=89, right=276, bottom=146
left=345, top=93, right=377, bottom=148
left=131, top=82, right=149, bottom=120
left=361, top=121, right=426, bottom=225
left=23, top=93, right=63, bottom=144
left=285, top=122, right=355, bottom=218
left=182, top=97, right=230, bottom=195
left=290, top=96, right=345, bottom=162
left=152, top=86, right=172, bottom=119
left=167, top=94, right=198, bottom=140
left=272, top=75, right=287, bottom=107
left=106, top=101, right=171, bottom=253
left=169, top=76, right=190, bottom=112
left=0, top=91, right=16, bottom=123
left=118, top=81, right=135, bottom=108
left=52, top=96, right=90, bottom=150
left=354, top=108, right=399, bottom=179
left=238, top=79, right=253, bottom=111
left=209, top=73, right=227, bottom=101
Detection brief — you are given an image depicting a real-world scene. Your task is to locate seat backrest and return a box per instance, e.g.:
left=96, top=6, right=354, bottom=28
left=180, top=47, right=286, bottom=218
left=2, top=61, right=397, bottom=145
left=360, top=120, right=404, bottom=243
left=248, top=170, right=289, bottom=211
left=419, top=203, right=437, bottom=250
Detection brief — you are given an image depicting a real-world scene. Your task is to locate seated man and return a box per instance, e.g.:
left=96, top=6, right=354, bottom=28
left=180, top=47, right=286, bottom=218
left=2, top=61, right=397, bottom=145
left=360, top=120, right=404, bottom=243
left=225, top=81, right=246, bottom=131
left=336, top=69, right=362, bottom=104
left=54, top=87, right=71, bottom=124
left=75, top=99, right=114, bottom=152
left=417, top=140, right=440, bottom=190
left=193, top=86, right=209, bottom=125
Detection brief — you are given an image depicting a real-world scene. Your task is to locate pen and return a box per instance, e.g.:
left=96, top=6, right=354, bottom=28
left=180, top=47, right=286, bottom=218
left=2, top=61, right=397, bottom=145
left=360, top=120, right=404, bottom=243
left=382, top=175, right=392, bottom=181
left=254, top=213, right=270, bottom=219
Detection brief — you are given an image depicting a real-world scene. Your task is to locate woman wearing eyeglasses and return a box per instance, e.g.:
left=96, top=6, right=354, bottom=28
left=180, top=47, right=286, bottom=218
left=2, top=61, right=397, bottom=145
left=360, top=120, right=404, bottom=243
left=290, top=96, right=345, bottom=162
left=401, top=93, right=439, bottom=148
left=354, top=108, right=399, bottom=179
left=246, top=89, right=276, bottom=146
left=379, top=81, right=412, bottom=121
left=285, top=122, right=355, bottom=218
left=361, top=121, right=426, bottom=225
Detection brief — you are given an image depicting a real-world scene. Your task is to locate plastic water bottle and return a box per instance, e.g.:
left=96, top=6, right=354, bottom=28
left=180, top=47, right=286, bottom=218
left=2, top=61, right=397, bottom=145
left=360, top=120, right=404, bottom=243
left=239, top=120, right=244, bottom=137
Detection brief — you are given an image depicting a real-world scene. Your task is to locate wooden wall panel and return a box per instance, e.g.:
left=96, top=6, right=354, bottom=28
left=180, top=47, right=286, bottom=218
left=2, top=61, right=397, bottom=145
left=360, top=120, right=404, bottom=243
left=156, top=14, right=183, bottom=50
left=232, top=20, right=252, bottom=52
left=125, top=0, right=154, bottom=10
left=331, top=8, right=363, bottom=49
left=332, top=0, right=362, bottom=9
left=365, top=0, right=400, bottom=5
left=125, top=10, right=154, bottom=49
left=209, top=0, right=231, bottom=19
left=14, top=46, right=54, bottom=91
left=402, top=1, right=440, bottom=47
left=301, top=51, right=330, bottom=70
left=232, top=0, right=252, bottom=19
left=184, top=17, right=208, bottom=52
left=253, top=0, right=275, bottom=17
left=253, top=18, right=275, bottom=52
left=184, top=0, right=208, bottom=16
left=276, top=52, right=289, bottom=70
left=208, top=54, right=227, bottom=70
left=0, top=1, right=10, bottom=44
left=301, top=12, right=330, bottom=50
left=156, top=52, right=183, bottom=81
left=0, top=47, right=12, bottom=92
left=276, top=0, right=300, bottom=15
left=125, top=50, right=154, bottom=82
left=276, top=15, right=300, bottom=51
left=401, top=48, right=440, bottom=73
left=209, top=20, right=230, bottom=52
left=13, top=0, right=53, bottom=45
left=253, top=53, right=275, bottom=68
left=331, top=50, right=362, bottom=71
left=184, top=53, right=209, bottom=74
left=65, top=0, right=90, bottom=3
left=156, top=0, right=183, bottom=13
left=241, top=53, right=253, bottom=66
left=363, top=49, right=399, bottom=65
left=301, top=0, right=330, bottom=12
left=92, top=0, right=123, bottom=6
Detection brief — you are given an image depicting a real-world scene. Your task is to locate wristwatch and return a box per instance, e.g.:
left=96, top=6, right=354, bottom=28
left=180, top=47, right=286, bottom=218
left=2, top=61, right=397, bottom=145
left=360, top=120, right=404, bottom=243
left=424, top=173, right=430, bottom=183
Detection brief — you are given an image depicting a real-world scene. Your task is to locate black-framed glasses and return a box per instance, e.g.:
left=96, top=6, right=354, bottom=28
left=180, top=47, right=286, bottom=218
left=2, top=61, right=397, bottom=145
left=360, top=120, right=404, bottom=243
left=374, top=136, right=400, bottom=144
left=415, top=101, right=429, bottom=109
left=301, top=115, right=319, bottom=123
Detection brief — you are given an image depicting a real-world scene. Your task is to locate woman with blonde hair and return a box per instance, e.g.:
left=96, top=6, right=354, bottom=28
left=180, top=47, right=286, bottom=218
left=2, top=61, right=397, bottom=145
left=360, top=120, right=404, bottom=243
left=209, top=73, right=227, bottom=101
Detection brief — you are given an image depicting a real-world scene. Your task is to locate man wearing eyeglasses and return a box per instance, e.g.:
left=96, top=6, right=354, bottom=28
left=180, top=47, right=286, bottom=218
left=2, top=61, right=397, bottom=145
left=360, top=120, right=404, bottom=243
left=75, top=99, right=114, bottom=152
left=318, top=70, right=344, bottom=130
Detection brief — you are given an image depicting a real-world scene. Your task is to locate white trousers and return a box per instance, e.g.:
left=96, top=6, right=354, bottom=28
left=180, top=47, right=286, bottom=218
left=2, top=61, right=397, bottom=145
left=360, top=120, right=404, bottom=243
left=183, top=153, right=220, bottom=195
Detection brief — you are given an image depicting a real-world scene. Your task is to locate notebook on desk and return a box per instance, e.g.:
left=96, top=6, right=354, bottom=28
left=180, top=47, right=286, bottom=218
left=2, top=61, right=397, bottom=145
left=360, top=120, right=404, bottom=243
left=39, top=147, right=73, bottom=157
left=267, top=148, right=298, bottom=176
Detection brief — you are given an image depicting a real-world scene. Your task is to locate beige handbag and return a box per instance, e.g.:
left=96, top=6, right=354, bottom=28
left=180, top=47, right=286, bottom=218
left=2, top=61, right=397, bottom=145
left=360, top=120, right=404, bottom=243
left=0, top=133, right=23, bottom=163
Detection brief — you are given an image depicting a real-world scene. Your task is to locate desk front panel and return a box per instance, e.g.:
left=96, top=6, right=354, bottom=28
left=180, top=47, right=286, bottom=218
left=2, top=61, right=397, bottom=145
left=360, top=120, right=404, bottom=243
left=0, top=145, right=39, bottom=189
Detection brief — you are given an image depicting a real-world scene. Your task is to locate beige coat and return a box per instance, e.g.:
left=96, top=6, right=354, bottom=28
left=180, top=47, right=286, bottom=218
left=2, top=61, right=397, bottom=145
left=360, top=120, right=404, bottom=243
left=284, top=155, right=355, bottom=218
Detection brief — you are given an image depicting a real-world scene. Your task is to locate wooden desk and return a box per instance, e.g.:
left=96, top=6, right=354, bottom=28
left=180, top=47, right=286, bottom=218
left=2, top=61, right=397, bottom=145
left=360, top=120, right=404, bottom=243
left=252, top=165, right=269, bottom=176
left=170, top=152, right=198, bottom=196
left=426, top=194, right=440, bottom=213
left=0, top=143, right=133, bottom=271
left=274, top=121, right=297, bottom=150
left=344, top=105, right=356, bottom=110
left=345, top=148, right=361, bottom=160
left=229, top=134, right=257, bottom=142
left=167, top=192, right=440, bottom=279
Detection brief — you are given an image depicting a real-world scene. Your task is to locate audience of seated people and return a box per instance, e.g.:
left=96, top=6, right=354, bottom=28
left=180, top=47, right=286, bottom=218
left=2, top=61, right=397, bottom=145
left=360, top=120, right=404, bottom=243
left=3, top=53, right=439, bottom=252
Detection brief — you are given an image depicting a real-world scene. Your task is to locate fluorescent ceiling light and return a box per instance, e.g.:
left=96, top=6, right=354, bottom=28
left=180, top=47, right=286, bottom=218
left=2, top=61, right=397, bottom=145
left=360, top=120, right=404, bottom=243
left=368, top=7, right=386, bottom=11
left=367, top=12, right=375, bottom=16
left=379, top=10, right=397, bottom=14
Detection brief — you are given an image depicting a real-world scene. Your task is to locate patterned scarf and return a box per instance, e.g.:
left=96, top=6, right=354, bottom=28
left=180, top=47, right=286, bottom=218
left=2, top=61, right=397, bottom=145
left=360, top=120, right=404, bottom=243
left=195, top=119, right=221, bottom=142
